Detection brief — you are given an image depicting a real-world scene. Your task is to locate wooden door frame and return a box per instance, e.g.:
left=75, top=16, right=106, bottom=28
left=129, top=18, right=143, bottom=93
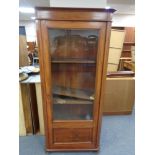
left=38, top=20, right=110, bottom=149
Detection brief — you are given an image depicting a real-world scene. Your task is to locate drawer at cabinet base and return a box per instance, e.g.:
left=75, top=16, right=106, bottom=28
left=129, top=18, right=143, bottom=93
left=53, top=128, right=92, bottom=143
left=45, top=128, right=98, bottom=151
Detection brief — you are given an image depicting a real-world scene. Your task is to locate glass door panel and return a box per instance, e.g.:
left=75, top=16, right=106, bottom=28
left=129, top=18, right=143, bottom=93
left=48, top=29, right=98, bottom=120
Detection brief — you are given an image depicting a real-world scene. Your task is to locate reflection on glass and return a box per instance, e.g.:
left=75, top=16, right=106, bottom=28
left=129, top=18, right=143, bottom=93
left=48, top=29, right=98, bottom=120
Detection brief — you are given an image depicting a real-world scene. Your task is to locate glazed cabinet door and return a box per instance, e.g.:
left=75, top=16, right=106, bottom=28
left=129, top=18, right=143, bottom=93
left=40, top=21, right=106, bottom=150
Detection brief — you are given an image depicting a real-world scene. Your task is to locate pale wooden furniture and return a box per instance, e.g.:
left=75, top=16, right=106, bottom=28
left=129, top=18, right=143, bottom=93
left=19, top=85, right=26, bottom=136
left=19, top=84, right=33, bottom=134
left=19, top=74, right=42, bottom=135
left=19, top=83, right=40, bottom=135
left=35, top=7, right=115, bottom=151
left=19, top=26, right=29, bottom=67
left=103, top=74, right=135, bottom=114
left=35, top=83, right=45, bottom=135
left=107, top=29, right=125, bottom=72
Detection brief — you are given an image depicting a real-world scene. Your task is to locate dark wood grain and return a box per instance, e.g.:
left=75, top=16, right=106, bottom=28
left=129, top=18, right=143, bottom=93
left=121, top=27, right=135, bottom=57
left=54, top=128, right=92, bottom=143
left=124, top=27, right=135, bottom=43
left=53, top=120, right=93, bottom=128
left=28, top=84, right=39, bottom=134
left=123, top=42, right=135, bottom=46
left=52, top=59, right=95, bottom=64
left=53, top=86, right=94, bottom=101
left=107, top=71, right=135, bottom=77
left=103, top=111, right=132, bottom=115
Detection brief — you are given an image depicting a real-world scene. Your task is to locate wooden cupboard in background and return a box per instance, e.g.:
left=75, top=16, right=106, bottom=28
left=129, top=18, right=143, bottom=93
left=103, top=77, right=135, bottom=114
left=107, top=29, right=125, bottom=72
left=35, top=7, right=115, bottom=151
left=112, top=27, right=135, bottom=58
left=19, top=26, right=29, bottom=67
left=109, top=27, right=135, bottom=72
left=19, top=84, right=39, bottom=135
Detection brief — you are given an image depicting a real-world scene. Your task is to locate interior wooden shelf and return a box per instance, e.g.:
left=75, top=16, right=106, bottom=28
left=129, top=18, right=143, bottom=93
left=53, top=86, right=94, bottom=101
left=53, top=97, right=92, bottom=104
left=122, top=50, right=132, bottom=52
left=51, top=58, right=96, bottom=64
left=123, top=42, right=135, bottom=46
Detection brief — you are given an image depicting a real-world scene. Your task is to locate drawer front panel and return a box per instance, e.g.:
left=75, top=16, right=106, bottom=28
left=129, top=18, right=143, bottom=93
left=53, top=128, right=92, bottom=143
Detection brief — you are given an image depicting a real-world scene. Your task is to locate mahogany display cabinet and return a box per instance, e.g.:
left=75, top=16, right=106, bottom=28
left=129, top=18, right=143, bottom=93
left=35, top=7, right=115, bottom=151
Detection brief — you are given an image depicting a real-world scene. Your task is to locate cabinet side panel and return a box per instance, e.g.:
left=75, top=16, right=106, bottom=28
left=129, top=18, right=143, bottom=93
left=96, top=22, right=112, bottom=147
left=91, top=24, right=106, bottom=144
left=40, top=20, right=54, bottom=147
left=36, top=20, right=51, bottom=148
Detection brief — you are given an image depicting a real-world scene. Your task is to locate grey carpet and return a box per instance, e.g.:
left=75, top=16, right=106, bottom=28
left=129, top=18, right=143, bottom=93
left=19, top=110, right=135, bottom=155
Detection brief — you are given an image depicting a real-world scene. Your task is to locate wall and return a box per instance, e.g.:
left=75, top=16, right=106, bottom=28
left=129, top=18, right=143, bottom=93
left=19, top=20, right=36, bottom=42
left=112, top=14, right=135, bottom=27
left=49, top=0, right=135, bottom=27
left=50, top=0, right=107, bottom=8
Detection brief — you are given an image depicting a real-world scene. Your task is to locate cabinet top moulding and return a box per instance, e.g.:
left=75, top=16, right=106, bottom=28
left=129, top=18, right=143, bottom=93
left=35, top=7, right=116, bottom=22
